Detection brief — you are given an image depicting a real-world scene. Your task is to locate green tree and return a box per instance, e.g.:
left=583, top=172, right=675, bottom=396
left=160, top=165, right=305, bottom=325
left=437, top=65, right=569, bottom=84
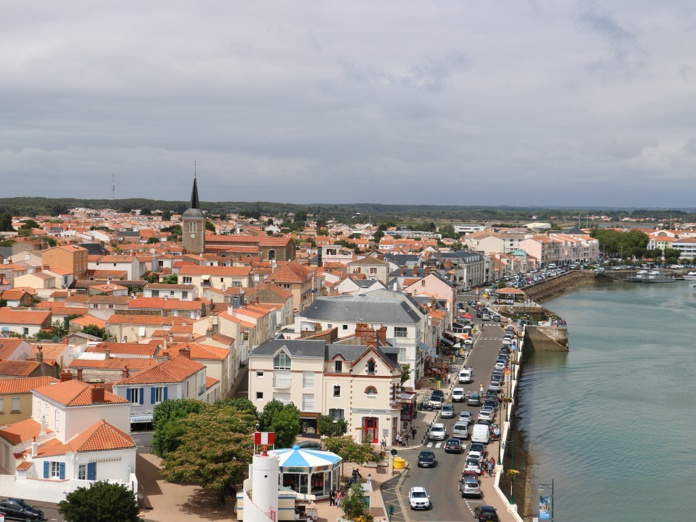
left=152, top=399, right=206, bottom=457
left=147, top=237, right=160, bottom=244
left=664, top=248, right=681, bottom=261
left=341, top=482, right=372, bottom=521
left=215, top=397, right=258, bottom=418
left=322, top=436, right=377, bottom=464
left=44, top=236, right=58, bottom=247
left=439, top=224, right=457, bottom=239
left=205, top=220, right=216, bottom=231
left=82, top=324, right=107, bottom=339
left=162, top=209, right=172, bottom=221
left=58, top=481, right=141, bottom=522
left=160, top=404, right=256, bottom=497
left=317, top=415, right=348, bottom=437
left=400, top=363, right=411, bottom=385
left=162, top=274, right=179, bottom=284
left=270, top=404, right=301, bottom=448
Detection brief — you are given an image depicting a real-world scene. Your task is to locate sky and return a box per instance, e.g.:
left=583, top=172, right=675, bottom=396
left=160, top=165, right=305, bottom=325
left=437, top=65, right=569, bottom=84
left=2, top=1, right=696, bottom=208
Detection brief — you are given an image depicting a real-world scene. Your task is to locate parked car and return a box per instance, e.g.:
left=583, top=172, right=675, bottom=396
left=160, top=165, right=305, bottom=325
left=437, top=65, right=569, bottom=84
left=0, top=498, right=44, bottom=521
left=478, top=408, right=495, bottom=422
left=459, top=474, right=482, bottom=498
left=297, top=440, right=322, bottom=450
left=409, top=486, right=431, bottom=510
left=458, top=411, right=473, bottom=423
left=474, top=505, right=500, bottom=521
left=441, top=403, right=455, bottom=419
left=452, top=387, right=466, bottom=402
left=452, top=422, right=469, bottom=439
left=445, top=438, right=464, bottom=454
left=429, top=389, right=445, bottom=409
left=417, top=450, right=436, bottom=468
left=490, top=423, right=501, bottom=441
left=429, top=423, right=447, bottom=441
left=463, top=457, right=482, bottom=474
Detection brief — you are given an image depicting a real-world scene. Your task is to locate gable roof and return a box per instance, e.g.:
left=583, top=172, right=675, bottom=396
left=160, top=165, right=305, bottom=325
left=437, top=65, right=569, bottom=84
left=34, top=379, right=129, bottom=406
left=113, top=355, right=205, bottom=385
left=0, top=418, right=50, bottom=445
left=0, top=376, right=59, bottom=394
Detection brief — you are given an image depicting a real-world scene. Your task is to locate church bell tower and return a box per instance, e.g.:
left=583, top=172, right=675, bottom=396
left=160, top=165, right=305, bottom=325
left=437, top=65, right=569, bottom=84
left=182, top=173, right=205, bottom=254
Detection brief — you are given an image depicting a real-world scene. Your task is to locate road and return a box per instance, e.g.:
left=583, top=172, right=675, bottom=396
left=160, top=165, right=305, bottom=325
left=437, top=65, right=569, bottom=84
left=388, top=299, right=509, bottom=522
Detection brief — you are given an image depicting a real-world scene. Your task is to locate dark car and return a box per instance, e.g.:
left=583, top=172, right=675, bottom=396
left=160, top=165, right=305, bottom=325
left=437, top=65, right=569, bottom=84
left=297, top=440, right=322, bottom=450
left=417, top=450, right=436, bottom=468
left=444, top=438, right=463, bottom=454
left=0, top=498, right=44, bottom=521
left=474, top=505, right=499, bottom=522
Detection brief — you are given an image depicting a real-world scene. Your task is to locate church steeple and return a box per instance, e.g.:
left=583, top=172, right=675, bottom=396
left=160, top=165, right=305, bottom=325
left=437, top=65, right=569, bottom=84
left=190, top=163, right=200, bottom=209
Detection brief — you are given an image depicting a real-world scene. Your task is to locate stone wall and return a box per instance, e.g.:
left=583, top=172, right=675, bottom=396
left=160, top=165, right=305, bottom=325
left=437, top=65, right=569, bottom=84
left=523, top=271, right=597, bottom=303
left=524, top=325, right=569, bottom=352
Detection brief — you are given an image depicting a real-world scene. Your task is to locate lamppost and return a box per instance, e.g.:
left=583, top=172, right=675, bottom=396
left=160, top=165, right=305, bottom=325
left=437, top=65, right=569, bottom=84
left=538, top=479, right=555, bottom=521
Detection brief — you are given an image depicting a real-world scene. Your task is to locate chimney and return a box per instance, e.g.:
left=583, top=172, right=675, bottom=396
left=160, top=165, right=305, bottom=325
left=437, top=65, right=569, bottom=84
left=121, top=365, right=130, bottom=379
left=401, top=267, right=404, bottom=276
left=104, top=349, right=110, bottom=360
left=179, top=346, right=191, bottom=359
left=377, top=325, right=387, bottom=345
left=35, top=346, right=43, bottom=363
left=91, top=384, right=105, bottom=404
left=77, top=369, right=83, bottom=381
left=31, top=437, right=38, bottom=457
left=60, top=369, right=73, bottom=382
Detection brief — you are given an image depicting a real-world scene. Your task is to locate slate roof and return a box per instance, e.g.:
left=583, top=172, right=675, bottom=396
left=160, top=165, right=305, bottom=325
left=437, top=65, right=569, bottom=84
left=300, top=294, right=422, bottom=324
left=251, top=339, right=326, bottom=358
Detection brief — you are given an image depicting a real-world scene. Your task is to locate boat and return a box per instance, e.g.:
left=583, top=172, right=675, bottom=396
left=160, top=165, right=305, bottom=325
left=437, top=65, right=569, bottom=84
left=683, top=271, right=696, bottom=281
left=626, top=269, right=676, bottom=283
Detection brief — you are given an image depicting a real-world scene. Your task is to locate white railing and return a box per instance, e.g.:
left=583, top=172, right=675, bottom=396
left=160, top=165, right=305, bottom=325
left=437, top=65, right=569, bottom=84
left=273, top=378, right=292, bottom=388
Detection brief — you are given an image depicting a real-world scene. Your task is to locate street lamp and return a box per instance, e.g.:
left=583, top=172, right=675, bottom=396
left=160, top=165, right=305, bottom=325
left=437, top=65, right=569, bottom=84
left=538, top=479, right=555, bottom=521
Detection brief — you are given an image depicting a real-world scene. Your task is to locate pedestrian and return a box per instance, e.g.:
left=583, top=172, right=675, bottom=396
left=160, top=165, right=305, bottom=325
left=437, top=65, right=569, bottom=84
left=487, top=460, right=493, bottom=477
left=367, top=474, right=373, bottom=487
left=329, top=489, right=335, bottom=506
left=411, top=426, right=416, bottom=439
left=380, top=437, right=386, bottom=451
left=336, top=490, right=343, bottom=507
left=490, top=457, right=496, bottom=469
left=404, top=433, right=409, bottom=447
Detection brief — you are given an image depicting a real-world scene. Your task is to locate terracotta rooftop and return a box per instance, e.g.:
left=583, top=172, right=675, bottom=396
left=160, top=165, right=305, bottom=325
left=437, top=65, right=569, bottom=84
left=0, top=309, right=51, bottom=325
left=0, top=361, right=41, bottom=377
left=0, top=419, right=51, bottom=445
left=0, top=376, right=59, bottom=394
left=114, top=355, right=204, bottom=385
left=33, top=379, right=129, bottom=406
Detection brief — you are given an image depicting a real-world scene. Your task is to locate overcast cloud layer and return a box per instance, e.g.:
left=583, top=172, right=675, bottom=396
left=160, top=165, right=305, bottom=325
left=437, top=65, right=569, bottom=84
left=2, top=1, right=695, bottom=207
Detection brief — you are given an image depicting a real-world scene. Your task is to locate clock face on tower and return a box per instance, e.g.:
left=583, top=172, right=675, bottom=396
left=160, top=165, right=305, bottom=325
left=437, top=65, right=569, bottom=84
left=190, top=234, right=196, bottom=238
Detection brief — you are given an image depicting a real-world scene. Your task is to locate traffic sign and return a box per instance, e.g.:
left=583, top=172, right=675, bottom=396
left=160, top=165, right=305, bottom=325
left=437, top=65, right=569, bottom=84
left=390, top=448, right=398, bottom=456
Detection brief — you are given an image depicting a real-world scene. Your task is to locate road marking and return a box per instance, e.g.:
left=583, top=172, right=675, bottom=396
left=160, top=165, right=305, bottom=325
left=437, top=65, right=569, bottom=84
left=435, top=442, right=442, bottom=448
left=426, top=442, right=433, bottom=448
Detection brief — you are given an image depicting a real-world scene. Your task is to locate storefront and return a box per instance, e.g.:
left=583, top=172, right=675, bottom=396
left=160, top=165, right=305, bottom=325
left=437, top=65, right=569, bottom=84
left=274, top=446, right=342, bottom=501
left=361, top=417, right=379, bottom=443
left=352, top=408, right=401, bottom=447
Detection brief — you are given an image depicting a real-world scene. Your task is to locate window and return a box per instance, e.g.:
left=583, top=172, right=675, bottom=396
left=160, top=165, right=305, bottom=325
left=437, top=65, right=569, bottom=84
left=333, top=385, right=341, bottom=397
left=78, top=464, right=86, bottom=480
left=232, top=281, right=242, bottom=287
left=183, top=276, right=192, bottom=284
left=55, top=410, right=60, bottom=433
left=256, top=392, right=264, bottom=400
left=153, top=387, right=165, bottom=404
left=329, top=408, right=344, bottom=421
left=256, top=371, right=264, bottom=378
left=0, top=398, right=4, bottom=413
left=369, top=267, right=377, bottom=274
left=128, top=388, right=140, bottom=404
left=302, top=394, right=314, bottom=411
left=273, top=352, right=291, bottom=369
left=365, top=386, right=377, bottom=396
left=51, top=461, right=61, bottom=478
left=302, top=372, right=314, bottom=389
left=334, top=360, right=343, bottom=373
left=23, top=327, right=29, bottom=336
left=367, top=360, right=376, bottom=375
left=394, top=327, right=408, bottom=338
left=342, top=325, right=348, bottom=330
left=11, top=397, right=20, bottom=413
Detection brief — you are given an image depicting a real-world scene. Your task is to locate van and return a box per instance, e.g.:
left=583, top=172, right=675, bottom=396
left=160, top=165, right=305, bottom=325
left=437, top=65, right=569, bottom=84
left=452, top=422, right=469, bottom=440
left=471, top=423, right=490, bottom=444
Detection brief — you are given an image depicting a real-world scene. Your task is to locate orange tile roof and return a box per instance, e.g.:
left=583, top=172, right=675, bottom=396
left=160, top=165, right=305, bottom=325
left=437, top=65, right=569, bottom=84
left=166, top=343, right=229, bottom=361
left=0, top=308, right=51, bottom=325
left=34, top=380, right=129, bottom=406
left=114, top=355, right=204, bottom=385
left=0, top=361, right=40, bottom=376
left=71, top=315, right=107, bottom=329
left=106, top=315, right=193, bottom=326
left=0, top=419, right=51, bottom=445
left=0, top=338, right=26, bottom=359
left=68, top=419, right=135, bottom=452
left=67, top=357, right=159, bottom=371
left=178, top=265, right=251, bottom=277
left=86, top=342, right=159, bottom=357
left=0, top=376, right=59, bottom=394
left=206, top=376, right=219, bottom=389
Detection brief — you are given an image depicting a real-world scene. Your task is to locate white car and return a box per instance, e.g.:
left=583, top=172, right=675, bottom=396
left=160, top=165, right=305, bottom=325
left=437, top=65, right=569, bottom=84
left=478, top=408, right=495, bottom=422
left=458, top=368, right=473, bottom=383
left=409, top=486, right=431, bottom=510
left=428, top=423, right=447, bottom=441
left=452, top=388, right=466, bottom=402
left=494, top=361, right=506, bottom=371
left=458, top=411, right=473, bottom=423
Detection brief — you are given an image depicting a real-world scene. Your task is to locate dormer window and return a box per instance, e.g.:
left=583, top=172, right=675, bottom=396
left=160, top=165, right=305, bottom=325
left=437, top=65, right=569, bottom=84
left=367, top=360, right=376, bottom=375
left=274, top=352, right=291, bottom=370
left=335, top=360, right=343, bottom=373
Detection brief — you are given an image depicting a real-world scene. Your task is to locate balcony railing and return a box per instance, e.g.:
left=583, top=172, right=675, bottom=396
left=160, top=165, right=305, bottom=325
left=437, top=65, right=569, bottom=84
left=273, top=378, right=292, bottom=388
left=302, top=379, right=315, bottom=389
left=302, top=401, right=315, bottom=411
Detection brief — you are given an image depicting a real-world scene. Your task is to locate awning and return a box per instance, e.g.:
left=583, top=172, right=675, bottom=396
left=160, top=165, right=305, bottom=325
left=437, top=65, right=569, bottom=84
left=131, top=414, right=153, bottom=423
left=441, top=337, right=454, bottom=346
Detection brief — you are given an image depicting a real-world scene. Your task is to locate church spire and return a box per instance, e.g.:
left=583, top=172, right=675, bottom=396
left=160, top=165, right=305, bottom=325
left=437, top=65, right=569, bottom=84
left=190, top=162, right=200, bottom=209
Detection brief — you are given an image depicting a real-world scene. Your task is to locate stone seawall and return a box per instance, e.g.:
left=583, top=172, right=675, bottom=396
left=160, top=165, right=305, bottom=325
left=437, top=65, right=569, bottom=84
left=524, top=325, right=569, bottom=352
left=523, top=271, right=597, bottom=303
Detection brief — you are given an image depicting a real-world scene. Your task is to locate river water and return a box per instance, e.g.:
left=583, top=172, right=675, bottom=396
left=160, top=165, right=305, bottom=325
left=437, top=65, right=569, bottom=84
left=516, top=280, right=696, bottom=521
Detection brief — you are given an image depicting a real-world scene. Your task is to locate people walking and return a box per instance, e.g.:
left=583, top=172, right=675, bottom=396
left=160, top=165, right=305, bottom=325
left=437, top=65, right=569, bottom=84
left=329, top=489, right=335, bottom=506
left=336, top=490, right=343, bottom=507
left=380, top=437, right=386, bottom=451
left=404, top=433, right=409, bottom=447
left=411, top=426, right=416, bottom=439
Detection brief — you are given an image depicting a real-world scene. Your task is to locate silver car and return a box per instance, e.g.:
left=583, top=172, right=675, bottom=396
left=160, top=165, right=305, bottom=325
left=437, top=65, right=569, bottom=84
left=459, top=475, right=481, bottom=498
left=441, top=403, right=455, bottom=419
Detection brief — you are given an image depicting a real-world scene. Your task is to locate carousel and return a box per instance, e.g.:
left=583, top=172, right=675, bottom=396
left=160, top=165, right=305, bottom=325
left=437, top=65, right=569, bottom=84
left=273, top=445, right=342, bottom=500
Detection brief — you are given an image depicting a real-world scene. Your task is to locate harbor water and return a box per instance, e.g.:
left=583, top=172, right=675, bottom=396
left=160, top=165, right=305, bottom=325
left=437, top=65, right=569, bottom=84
left=516, top=280, right=696, bottom=521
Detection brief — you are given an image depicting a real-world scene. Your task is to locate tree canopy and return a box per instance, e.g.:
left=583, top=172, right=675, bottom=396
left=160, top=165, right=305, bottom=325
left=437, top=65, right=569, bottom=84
left=317, top=415, right=348, bottom=437
left=160, top=403, right=256, bottom=491
left=259, top=399, right=300, bottom=448
left=152, top=398, right=206, bottom=457
left=322, top=436, right=378, bottom=464
left=58, top=481, right=141, bottom=522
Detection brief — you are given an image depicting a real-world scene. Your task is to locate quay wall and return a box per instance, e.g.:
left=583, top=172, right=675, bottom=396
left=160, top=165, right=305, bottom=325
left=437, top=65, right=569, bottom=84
left=524, top=325, right=569, bottom=352
left=523, top=271, right=597, bottom=303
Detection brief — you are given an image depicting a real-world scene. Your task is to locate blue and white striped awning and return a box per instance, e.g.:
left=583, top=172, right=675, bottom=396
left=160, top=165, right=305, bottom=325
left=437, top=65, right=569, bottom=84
left=272, top=445, right=341, bottom=473
left=131, top=414, right=153, bottom=423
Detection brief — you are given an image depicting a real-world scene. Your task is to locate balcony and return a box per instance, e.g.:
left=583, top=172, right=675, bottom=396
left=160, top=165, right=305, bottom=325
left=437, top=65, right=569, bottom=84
left=273, top=378, right=292, bottom=388
left=302, top=401, right=315, bottom=411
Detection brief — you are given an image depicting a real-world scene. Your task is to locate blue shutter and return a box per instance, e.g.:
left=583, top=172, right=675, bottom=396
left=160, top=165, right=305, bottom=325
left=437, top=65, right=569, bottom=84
left=163, top=387, right=168, bottom=401
left=139, top=388, right=144, bottom=405
left=126, top=388, right=131, bottom=401
left=43, top=461, right=49, bottom=479
left=59, top=462, right=65, bottom=480
left=151, top=387, right=156, bottom=405
left=87, top=462, right=97, bottom=481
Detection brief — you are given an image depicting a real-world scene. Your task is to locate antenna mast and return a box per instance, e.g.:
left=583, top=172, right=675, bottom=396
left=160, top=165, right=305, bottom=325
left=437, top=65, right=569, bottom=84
left=112, top=173, right=115, bottom=200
